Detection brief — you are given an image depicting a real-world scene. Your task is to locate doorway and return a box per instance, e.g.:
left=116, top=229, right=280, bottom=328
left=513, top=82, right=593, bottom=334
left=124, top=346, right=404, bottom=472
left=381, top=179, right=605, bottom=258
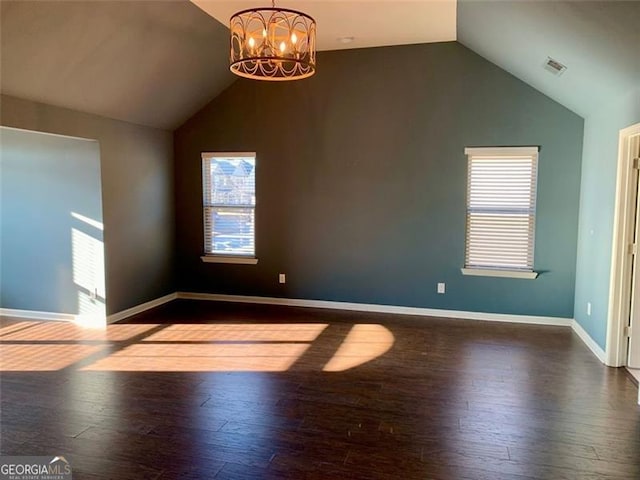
left=607, top=122, right=640, bottom=394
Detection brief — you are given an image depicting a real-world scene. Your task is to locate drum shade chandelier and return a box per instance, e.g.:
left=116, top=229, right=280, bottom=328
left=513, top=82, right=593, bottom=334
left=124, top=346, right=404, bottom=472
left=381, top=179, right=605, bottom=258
left=230, top=1, right=316, bottom=81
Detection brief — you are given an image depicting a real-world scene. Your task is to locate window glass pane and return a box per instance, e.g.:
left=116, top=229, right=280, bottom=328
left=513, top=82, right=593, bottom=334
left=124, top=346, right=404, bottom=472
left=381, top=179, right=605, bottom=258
left=208, top=157, right=255, bottom=206
left=202, top=153, right=256, bottom=257
left=204, top=207, right=255, bottom=256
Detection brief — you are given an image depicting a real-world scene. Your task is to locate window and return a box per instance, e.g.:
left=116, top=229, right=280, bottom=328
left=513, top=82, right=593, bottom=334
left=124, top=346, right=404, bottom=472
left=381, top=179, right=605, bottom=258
left=462, top=147, right=539, bottom=279
left=201, top=152, right=257, bottom=264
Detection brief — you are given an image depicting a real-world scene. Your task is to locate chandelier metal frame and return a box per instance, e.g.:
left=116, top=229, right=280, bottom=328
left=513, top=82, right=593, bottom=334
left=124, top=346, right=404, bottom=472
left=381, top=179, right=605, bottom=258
left=229, top=2, right=316, bottom=81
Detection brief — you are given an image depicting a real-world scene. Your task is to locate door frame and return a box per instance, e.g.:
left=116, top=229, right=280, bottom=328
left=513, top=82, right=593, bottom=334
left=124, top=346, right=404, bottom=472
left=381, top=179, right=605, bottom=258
left=607, top=122, right=640, bottom=367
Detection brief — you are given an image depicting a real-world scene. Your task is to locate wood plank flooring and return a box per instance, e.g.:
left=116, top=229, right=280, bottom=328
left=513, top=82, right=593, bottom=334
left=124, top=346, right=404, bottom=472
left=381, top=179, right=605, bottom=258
left=1, top=300, right=639, bottom=479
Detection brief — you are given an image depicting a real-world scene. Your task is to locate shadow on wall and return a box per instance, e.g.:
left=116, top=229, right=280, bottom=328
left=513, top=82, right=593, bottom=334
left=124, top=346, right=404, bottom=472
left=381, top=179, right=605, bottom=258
left=0, top=127, right=106, bottom=322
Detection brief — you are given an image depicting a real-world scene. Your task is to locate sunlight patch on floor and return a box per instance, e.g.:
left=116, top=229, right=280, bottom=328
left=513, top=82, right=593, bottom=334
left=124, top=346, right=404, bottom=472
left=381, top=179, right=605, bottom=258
left=0, top=322, right=159, bottom=341
left=0, top=344, right=105, bottom=371
left=143, top=323, right=328, bottom=342
left=323, top=324, right=395, bottom=372
left=81, top=343, right=312, bottom=372
left=0, top=321, right=395, bottom=372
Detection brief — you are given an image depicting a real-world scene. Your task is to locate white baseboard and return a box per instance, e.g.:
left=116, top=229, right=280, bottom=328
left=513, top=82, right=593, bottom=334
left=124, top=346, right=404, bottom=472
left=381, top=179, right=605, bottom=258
left=571, top=319, right=606, bottom=364
left=106, top=292, right=177, bottom=324
left=0, top=308, right=80, bottom=322
left=0, top=294, right=574, bottom=329
left=1, top=293, right=177, bottom=326
left=0, top=308, right=105, bottom=327
left=176, top=292, right=572, bottom=327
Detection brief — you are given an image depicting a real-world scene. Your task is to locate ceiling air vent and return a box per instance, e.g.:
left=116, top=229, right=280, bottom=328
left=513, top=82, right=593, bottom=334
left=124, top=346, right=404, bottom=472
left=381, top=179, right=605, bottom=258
left=544, top=57, right=567, bottom=76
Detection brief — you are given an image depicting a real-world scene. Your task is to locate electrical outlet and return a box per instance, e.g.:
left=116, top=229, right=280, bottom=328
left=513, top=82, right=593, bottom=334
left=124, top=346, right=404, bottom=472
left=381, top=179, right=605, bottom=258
left=587, top=302, right=591, bottom=316
left=437, top=283, right=445, bottom=294
left=279, top=273, right=286, bottom=284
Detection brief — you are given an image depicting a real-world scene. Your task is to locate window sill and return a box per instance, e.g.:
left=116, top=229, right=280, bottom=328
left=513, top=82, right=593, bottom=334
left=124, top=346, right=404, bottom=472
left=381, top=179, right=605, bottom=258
left=461, top=268, right=538, bottom=279
left=201, top=256, right=258, bottom=265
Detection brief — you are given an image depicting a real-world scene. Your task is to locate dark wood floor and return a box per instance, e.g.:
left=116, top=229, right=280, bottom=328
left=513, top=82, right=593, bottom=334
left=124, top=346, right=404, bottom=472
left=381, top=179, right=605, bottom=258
left=1, top=300, right=639, bottom=479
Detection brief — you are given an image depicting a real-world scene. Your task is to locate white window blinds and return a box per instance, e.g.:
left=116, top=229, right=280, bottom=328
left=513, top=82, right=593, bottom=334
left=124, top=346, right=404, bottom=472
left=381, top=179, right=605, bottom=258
left=464, top=147, right=539, bottom=272
left=202, top=153, right=256, bottom=257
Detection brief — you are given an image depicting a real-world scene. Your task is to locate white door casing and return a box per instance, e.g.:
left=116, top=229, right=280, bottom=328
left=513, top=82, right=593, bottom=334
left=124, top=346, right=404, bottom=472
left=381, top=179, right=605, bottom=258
left=627, top=133, right=640, bottom=368
left=606, top=123, right=640, bottom=367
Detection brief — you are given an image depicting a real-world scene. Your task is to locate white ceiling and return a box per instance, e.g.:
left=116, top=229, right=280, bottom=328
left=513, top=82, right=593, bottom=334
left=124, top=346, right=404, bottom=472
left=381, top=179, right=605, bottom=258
left=191, top=1, right=457, bottom=51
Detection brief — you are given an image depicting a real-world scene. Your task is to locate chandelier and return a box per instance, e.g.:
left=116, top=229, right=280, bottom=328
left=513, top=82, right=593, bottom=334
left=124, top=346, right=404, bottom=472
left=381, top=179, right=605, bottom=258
left=230, top=1, right=316, bottom=81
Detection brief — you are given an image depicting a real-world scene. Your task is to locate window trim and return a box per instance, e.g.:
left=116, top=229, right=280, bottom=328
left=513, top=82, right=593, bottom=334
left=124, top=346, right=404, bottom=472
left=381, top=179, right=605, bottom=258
left=462, top=146, right=539, bottom=279
left=201, top=152, right=257, bottom=264
left=460, top=268, right=538, bottom=279
left=201, top=255, right=258, bottom=265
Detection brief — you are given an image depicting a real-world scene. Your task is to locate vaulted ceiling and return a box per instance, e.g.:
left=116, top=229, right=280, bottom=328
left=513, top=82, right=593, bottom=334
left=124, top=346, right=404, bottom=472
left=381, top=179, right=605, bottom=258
left=457, top=1, right=640, bottom=118
left=0, top=0, right=234, bottom=130
left=1, top=1, right=638, bottom=130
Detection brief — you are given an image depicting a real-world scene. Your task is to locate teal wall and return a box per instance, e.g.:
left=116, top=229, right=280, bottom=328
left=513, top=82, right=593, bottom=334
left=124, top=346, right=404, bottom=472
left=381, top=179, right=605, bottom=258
left=174, top=42, right=584, bottom=318
left=574, top=87, right=640, bottom=349
left=1, top=95, right=175, bottom=315
left=0, top=127, right=103, bottom=314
